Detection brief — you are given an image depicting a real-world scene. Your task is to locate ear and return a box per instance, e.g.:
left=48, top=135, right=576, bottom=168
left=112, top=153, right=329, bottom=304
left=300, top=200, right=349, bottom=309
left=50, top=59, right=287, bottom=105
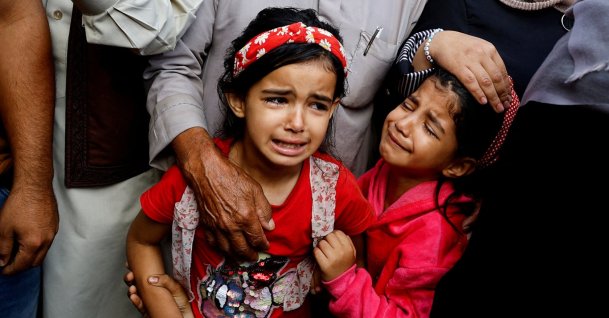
left=442, top=157, right=477, bottom=179
left=225, top=93, right=246, bottom=118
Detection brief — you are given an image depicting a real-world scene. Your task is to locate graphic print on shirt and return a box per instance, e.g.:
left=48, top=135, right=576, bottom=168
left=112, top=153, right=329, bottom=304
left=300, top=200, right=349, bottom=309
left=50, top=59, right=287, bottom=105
left=199, top=253, right=297, bottom=317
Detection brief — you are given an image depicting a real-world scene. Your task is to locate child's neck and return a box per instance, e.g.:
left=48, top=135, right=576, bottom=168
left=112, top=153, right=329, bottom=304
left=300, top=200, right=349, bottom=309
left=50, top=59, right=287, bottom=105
left=229, top=141, right=302, bottom=206
left=384, top=166, right=437, bottom=210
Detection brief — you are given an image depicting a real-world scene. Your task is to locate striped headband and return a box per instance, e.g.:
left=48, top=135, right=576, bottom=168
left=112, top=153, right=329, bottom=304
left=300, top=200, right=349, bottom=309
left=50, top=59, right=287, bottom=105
left=233, top=22, right=348, bottom=77
left=477, top=77, right=520, bottom=168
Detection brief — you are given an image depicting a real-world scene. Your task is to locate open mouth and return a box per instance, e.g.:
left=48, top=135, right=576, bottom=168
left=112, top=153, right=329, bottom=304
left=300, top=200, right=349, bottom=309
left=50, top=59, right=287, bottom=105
left=271, top=139, right=307, bottom=156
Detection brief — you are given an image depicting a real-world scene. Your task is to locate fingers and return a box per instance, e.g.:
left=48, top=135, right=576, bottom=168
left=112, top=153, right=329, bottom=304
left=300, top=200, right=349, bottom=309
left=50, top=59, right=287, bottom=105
left=147, top=274, right=183, bottom=294
left=147, top=274, right=193, bottom=317
left=243, top=204, right=271, bottom=251
left=0, top=232, right=13, bottom=267
left=471, top=49, right=510, bottom=112
left=432, top=31, right=511, bottom=112
left=128, top=285, right=146, bottom=314
left=124, top=270, right=135, bottom=287
left=309, top=267, right=322, bottom=295
left=258, top=209, right=275, bottom=231
left=1, top=242, right=36, bottom=275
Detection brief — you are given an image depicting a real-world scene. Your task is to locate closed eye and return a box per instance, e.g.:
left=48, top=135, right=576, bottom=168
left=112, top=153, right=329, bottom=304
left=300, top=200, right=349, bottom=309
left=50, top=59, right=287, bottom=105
left=401, top=100, right=414, bottom=111
left=424, top=123, right=439, bottom=139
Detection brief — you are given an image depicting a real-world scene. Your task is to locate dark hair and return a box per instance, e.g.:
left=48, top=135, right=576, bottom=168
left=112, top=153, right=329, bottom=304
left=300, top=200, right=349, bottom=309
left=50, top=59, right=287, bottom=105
left=432, top=68, right=505, bottom=233
left=216, top=7, right=346, bottom=154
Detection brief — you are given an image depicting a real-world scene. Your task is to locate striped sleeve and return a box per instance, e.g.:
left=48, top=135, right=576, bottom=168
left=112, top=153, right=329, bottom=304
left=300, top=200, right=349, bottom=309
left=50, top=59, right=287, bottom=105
left=394, top=29, right=443, bottom=98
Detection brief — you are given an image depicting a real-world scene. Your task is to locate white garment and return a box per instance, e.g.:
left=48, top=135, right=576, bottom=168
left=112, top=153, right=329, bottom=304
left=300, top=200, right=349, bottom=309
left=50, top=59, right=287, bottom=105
left=41, top=0, right=200, bottom=317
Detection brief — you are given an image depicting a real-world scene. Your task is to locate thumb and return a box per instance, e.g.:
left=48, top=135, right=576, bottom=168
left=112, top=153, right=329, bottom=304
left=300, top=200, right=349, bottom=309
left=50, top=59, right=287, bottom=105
left=148, top=275, right=193, bottom=317
left=256, top=202, right=274, bottom=231
left=147, top=274, right=187, bottom=298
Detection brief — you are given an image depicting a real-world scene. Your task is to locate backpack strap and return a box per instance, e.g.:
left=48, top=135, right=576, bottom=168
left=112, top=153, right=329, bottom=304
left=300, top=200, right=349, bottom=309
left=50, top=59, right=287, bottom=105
left=172, top=186, right=199, bottom=301
left=282, top=156, right=340, bottom=311
left=172, top=156, right=341, bottom=308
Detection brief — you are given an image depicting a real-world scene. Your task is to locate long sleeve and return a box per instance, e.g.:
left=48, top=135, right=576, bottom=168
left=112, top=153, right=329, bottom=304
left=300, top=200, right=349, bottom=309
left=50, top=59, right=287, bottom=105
left=324, top=265, right=446, bottom=318
left=393, top=29, right=441, bottom=98
left=324, top=266, right=422, bottom=318
left=144, top=0, right=216, bottom=170
left=324, top=211, right=467, bottom=318
left=74, top=0, right=203, bottom=55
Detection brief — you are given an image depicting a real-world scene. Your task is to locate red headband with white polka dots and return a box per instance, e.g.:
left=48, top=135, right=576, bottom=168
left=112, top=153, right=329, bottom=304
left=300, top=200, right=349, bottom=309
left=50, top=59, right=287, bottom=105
left=233, top=22, right=348, bottom=77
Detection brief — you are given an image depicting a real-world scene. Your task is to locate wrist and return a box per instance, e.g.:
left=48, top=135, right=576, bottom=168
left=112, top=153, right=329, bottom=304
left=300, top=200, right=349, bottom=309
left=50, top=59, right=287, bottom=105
left=172, top=127, right=214, bottom=165
left=423, top=28, right=443, bottom=65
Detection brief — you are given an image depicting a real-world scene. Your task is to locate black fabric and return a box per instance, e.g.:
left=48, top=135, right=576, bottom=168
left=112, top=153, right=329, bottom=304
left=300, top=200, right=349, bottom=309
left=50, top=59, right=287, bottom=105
left=400, top=0, right=609, bottom=318
left=432, top=103, right=608, bottom=317
left=410, top=0, right=566, bottom=97
left=402, top=1, right=608, bottom=316
left=65, top=7, right=151, bottom=188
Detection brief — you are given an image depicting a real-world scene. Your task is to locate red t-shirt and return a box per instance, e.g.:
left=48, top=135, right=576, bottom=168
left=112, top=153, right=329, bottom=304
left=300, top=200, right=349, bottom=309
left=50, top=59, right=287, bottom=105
left=140, top=138, right=375, bottom=317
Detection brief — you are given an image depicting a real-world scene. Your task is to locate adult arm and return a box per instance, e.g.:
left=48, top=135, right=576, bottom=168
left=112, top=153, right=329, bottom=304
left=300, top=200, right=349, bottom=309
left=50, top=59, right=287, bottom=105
left=73, top=0, right=203, bottom=55
left=126, top=212, right=183, bottom=318
left=144, top=0, right=272, bottom=261
left=0, top=0, right=58, bottom=274
left=399, top=29, right=511, bottom=112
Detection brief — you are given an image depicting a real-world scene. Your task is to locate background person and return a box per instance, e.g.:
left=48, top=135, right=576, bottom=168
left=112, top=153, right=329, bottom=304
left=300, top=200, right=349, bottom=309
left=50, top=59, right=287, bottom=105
left=0, top=1, right=57, bottom=317
left=41, top=1, right=202, bottom=317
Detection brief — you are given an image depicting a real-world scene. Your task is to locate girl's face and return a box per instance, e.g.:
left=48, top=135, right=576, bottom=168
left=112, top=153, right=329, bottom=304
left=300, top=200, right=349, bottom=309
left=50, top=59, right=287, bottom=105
left=229, top=60, right=338, bottom=169
left=379, top=77, right=460, bottom=180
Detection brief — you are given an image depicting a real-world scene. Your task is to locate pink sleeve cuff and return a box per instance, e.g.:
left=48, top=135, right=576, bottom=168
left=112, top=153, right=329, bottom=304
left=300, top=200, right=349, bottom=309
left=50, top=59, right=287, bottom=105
left=322, top=264, right=357, bottom=297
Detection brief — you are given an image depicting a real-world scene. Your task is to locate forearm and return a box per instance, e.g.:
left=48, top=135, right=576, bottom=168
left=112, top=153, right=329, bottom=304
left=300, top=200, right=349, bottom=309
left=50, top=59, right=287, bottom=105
left=127, top=215, right=183, bottom=318
left=0, top=0, right=54, bottom=190
left=393, top=29, right=438, bottom=98
left=325, top=267, right=419, bottom=318
left=127, top=241, right=183, bottom=318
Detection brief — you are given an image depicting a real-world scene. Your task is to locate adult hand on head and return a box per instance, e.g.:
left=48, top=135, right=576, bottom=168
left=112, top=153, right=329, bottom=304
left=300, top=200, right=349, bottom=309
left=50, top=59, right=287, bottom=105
left=417, top=30, right=512, bottom=113
left=0, top=185, right=58, bottom=274
left=172, top=127, right=274, bottom=262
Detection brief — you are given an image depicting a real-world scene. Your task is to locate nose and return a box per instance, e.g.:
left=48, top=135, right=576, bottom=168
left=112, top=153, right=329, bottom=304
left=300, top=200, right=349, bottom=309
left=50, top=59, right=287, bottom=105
left=285, top=106, right=305, bottom=132
left=394, top=113, right=416, bottom=136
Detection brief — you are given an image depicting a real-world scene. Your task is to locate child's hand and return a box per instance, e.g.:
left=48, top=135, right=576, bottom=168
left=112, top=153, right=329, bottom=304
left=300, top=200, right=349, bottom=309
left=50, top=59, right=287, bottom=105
left=309, top=266, right=323, bottom=295
left=313, top=230, right=356, bottom=282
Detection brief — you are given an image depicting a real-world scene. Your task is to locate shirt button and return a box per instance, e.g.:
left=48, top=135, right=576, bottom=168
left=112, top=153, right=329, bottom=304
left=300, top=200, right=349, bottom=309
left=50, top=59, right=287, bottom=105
left=52, top=10, right=63, bottom=20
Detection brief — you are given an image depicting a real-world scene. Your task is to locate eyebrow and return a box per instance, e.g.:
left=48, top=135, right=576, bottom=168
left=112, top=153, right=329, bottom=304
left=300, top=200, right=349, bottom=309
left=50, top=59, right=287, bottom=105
left=261, top=88, right=333, bottom=103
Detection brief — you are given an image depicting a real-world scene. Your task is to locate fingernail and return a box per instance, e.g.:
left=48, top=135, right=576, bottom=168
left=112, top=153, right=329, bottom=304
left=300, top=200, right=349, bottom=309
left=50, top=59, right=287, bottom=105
left=268, top=219, right=275, bottom=230
left=148, top=276, right=159, bottom=284
left=495, top=102, right=504, bottom=113
left=0, top=259, right=5, bottom=267
left=503, top=100, right=511, bottom=110
left=480, top=97, right=488, bottom=105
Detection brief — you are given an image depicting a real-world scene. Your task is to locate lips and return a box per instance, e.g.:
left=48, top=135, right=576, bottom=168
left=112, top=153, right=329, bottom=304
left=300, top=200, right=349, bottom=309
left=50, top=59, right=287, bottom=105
left=386, top=128, right=411, bottom=153
left=271, top=139, right=308, bottom=156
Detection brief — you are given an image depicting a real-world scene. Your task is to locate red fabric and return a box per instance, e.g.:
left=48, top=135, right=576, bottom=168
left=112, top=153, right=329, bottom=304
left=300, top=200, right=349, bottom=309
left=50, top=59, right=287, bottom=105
left=478, top=77, right=520, bottom=168
left=233, top=22, right=348, bottom=76
left=140, top=138, right=374, bottom=317
left=324, top=159, right=470, bottom=318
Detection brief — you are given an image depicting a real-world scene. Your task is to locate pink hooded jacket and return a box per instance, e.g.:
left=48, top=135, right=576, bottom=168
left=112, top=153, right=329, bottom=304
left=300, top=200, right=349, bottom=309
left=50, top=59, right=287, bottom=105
left=323, top=159, right=471, bottom=318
